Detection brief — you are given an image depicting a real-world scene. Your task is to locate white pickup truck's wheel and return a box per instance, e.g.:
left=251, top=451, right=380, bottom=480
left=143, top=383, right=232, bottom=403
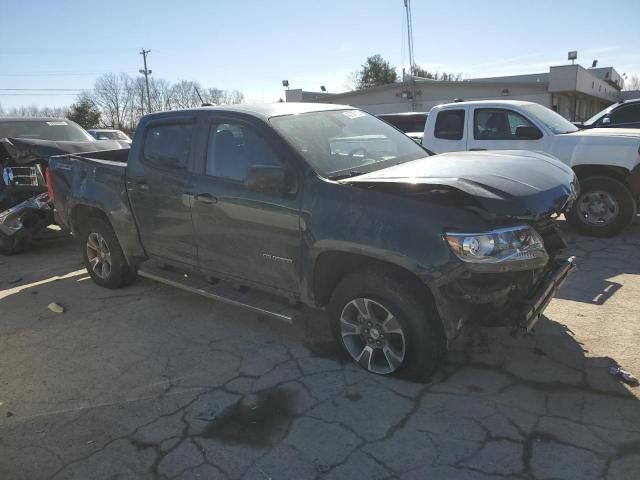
left=81, top=217, right=136, bottom=288
left=329, top=268, right=446, bottom=381
left=567, top=176, right=636, bottom=237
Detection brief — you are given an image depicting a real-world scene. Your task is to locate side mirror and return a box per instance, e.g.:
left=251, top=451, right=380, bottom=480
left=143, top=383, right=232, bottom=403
left=245, top=165, right=289, bottom=194
left=515, top=125, right=542, bottom=140
left=601, top=116, right=611, bottom=125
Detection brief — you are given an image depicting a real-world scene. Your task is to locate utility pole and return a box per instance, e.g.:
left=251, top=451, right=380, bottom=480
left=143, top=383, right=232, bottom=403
left=139, top=49, right=152, bottom=113
left=404, top=0, right=417, bottom=110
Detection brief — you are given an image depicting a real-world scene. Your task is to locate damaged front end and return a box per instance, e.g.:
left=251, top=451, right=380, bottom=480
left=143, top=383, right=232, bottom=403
left=0, top=192, right=53, bottom=254
left=343, top=150, right=580, bottom=337
left=0, top=136, right=122, bottom=254
left=434, top=218, right=576, bottom=337
left=0, top=139, right=51, bottom=254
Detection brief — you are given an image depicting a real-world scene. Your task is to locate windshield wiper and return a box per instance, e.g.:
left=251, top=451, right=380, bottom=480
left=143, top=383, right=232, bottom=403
left=328, top=170, right=365, bottom=180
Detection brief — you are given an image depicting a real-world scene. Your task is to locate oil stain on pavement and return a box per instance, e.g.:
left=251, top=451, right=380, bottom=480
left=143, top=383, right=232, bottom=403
left=202, top=386, right=298, bottom=447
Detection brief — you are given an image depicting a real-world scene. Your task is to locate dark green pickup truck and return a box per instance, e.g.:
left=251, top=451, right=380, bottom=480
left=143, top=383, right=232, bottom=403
left=48, top=103, right=577, bottom=380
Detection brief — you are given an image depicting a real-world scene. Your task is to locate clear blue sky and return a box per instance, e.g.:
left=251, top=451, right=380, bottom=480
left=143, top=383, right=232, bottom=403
left=1, top=0, right=638, bottom=108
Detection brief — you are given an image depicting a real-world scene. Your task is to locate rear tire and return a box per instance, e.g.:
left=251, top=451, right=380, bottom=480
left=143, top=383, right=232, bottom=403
left=567, top=176, right=636, bottom=237
left=80, top=217, right=136, bottom=289
left=328, top=268, right=446, bottom=382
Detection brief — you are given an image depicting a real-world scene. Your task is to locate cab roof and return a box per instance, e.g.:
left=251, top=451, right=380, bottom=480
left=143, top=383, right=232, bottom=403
left=143, top=102, right=355, bottom=122
left=436, top=100, right=536, bottom=108
left=0, top=117, right=69, bottom=123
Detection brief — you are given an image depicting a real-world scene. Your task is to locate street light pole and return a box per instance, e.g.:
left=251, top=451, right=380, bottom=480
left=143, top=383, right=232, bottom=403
left=404, top=0, right=417, bottom=110
left=139, top=49, right=152, bottom=113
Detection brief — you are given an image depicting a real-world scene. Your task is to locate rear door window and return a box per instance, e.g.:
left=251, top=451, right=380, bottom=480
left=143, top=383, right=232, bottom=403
left=434, top=110, right=465, bottom=140
left=143, top=123, right=193, bottom=169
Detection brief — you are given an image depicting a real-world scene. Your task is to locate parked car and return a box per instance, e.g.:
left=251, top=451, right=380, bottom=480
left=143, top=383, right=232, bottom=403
left=88, top=128, right=132, bottom=144
left=0, top=117, right=126, bottom=254
left=575, top=98, right=640, bottom=130
left=49, top=103, right=577, bottom=380
left=378, top=112, right=428, bottom=143
left=422, top=100, right=640, bottom=236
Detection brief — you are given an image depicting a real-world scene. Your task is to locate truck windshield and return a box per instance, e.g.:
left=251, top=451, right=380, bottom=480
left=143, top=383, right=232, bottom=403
left=270, top=109, right=428, bottom=178
left=0, top=120, right=94, bottom=142
left=93, top=130, right=130, bottom=141
left=520, top=104, right=578, bottom=134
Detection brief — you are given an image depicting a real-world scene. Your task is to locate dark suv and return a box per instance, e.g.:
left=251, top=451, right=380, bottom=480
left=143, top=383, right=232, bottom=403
left=578, top=98, right=640, bottom=129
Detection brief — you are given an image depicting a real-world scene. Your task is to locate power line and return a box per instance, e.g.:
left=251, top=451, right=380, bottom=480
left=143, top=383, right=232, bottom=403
left=0, top=93, right=82, bottom=96
left=0, top=88, right=92, bottom=91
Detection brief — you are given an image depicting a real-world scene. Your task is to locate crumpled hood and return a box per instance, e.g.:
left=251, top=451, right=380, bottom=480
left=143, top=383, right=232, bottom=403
left=343, top=150, right=578, bottom=219
left=0, top=137, right=126, bottom=165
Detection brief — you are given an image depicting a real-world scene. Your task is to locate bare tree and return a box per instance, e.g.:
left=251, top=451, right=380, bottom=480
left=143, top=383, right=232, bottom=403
left=80, top=73, right=244, bottom=129
left=169, top=80, right=201, bottom=109
left=624, top=74, right=640, bottom=91
left=3, top=104, right=68, bottom=117
left=92, top=73, right=132, bottom=129
left=148, top=77, right=173, bottom=112
left=223, top=89, right=244, bottom=104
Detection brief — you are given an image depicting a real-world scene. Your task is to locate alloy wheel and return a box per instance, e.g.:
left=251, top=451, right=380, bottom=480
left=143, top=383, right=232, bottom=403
left=86, top=232, right=112, bottom=279
left=339, top=297, right=406, bottom=374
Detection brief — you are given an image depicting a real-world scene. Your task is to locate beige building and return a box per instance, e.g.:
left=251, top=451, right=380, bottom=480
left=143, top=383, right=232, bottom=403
left=286, top=64, right=625, bottom=122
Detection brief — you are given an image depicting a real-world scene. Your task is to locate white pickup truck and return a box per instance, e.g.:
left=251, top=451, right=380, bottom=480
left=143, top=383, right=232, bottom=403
left=422, top=100, right=640, bottom=236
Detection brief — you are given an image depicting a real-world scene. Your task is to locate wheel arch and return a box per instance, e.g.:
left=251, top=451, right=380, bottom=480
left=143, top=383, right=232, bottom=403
left=70, top=203, right=146, bottom=267
left=71, top=204, right=111, bottom=235
left=311, top=250, right=435, bottom=309
left=572, top=165, right=639, bottom=196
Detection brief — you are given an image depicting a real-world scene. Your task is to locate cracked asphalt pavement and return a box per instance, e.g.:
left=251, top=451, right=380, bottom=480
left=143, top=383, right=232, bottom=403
left=1, top=220, right=639, bottom=480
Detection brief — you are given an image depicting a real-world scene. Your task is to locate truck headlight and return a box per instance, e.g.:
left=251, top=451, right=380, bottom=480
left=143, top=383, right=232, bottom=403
left=444, top=225, right=548, bottom=271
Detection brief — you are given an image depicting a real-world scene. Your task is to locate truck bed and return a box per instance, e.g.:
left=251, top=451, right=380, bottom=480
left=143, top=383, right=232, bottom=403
left=64, top=147, right=130, bottom=164
left=48, top=147, right=146, bottom=262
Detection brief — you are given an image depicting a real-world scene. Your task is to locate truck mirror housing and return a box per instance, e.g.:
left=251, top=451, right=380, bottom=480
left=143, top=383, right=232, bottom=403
left=245, top=165, right=289, bottom=194
left=515, top=126, right=542, bottom=140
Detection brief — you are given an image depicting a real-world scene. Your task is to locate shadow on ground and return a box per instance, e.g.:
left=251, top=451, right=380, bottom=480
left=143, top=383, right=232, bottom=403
left=554, top=216, right=640, bottom=305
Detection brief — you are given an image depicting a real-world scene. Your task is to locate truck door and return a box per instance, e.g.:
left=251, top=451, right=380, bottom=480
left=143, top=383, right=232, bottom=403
left=126, top=117, right=198, bottom=267
left=466, top=107, right=544, bottom=152
left=189, top=116, right=302, bottom=295
left=424, top=107, right=468, bottom=153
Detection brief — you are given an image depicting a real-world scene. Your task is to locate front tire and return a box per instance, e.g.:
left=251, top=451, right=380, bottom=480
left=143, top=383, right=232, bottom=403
left=329, top=269, right=446, bottom=382
left=80, top=217, right=136, bottom=289
left=567, top=176, right=636, bottom=237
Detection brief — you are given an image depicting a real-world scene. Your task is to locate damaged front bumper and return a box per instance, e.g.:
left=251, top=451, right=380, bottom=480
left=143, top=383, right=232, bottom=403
left=435, top=255, right=577, bottom=339
left=518, top=256, right=576, bottom=332
left=0, top=192, right=53, bottom=253
left=433, top=216, right=577, bottom=339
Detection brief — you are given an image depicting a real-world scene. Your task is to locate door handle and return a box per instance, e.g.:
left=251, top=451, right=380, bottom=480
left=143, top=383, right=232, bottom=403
left=194, top=193, right=217, bottom=204
left=469, top=148, right=487, bottom=151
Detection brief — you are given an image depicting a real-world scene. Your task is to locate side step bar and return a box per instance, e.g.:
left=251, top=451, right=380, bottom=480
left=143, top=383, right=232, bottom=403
left=137, top=263, right=299, bottom=324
